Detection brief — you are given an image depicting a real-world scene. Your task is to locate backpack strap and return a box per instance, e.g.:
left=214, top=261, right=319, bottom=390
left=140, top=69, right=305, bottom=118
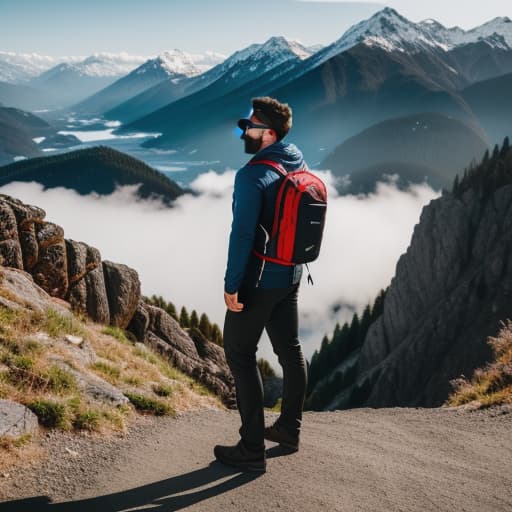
left=248, top=159, right=288, bottom=176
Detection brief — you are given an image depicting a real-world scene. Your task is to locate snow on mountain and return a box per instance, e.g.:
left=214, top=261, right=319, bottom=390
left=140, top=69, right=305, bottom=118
left=302, top=8, right=512, bottom=73
left=135, top=50, right=202, bottom=78
left=419, top=16, right=512, bottom=49
left=72, top=53, right=148, bottom=77
left=188, top=51, right=227, bottom=72
left=0, top=51, right=77, bottom=83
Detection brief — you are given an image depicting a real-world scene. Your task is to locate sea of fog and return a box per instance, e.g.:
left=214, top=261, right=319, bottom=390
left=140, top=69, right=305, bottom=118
left=9, top=115, right=442, bottom=373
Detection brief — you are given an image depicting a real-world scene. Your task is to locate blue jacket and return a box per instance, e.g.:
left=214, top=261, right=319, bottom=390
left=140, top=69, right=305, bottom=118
left=224, top=141, right=304, bottom=294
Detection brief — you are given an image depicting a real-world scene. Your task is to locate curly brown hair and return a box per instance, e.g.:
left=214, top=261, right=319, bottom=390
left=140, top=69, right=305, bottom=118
left=252, top=97, right=292, bottom=140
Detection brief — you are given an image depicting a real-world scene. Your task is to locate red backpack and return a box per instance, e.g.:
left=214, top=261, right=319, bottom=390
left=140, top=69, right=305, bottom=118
left=249, top=159, right=327, bottom=270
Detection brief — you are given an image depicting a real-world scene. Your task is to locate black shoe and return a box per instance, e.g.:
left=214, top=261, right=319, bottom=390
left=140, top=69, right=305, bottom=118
left=214, top=441, right=266, bottom=472
left=264, top=423, right=299, bottom=452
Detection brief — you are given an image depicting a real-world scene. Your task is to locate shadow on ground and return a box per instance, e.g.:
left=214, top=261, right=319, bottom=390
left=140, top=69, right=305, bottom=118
left=0, top=447, right=292, bottom=512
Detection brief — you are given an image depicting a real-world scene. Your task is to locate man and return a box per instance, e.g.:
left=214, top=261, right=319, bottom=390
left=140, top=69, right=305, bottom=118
left=214, top=97, right=308, bottom=473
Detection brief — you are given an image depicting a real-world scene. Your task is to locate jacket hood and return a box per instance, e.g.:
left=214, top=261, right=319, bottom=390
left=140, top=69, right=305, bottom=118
left=249, top=141, right=305, bottom=171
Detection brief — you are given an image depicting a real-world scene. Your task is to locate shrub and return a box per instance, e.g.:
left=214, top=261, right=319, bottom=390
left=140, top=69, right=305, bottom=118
left=27, top=399, right=69, bottom=429
left=124, top=392, right=174, bottom=416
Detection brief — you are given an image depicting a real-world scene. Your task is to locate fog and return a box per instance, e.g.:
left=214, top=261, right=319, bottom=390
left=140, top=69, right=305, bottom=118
left=0, top=172, right=439, bottom=371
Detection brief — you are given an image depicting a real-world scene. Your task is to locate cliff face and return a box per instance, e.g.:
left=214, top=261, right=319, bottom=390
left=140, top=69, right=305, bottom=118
left=334, top=179, right=512, bottom=408
left=0, top=193, right=234, bottom=406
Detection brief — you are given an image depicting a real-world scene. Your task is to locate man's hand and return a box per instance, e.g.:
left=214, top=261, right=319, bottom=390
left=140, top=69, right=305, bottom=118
left=224, top=291, right=244, bottom=312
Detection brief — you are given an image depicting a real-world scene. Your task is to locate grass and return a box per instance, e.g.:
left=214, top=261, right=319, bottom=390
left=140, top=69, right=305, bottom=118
left=447, top=320, right=512, bottom=408
left=101, top=326, right=133, bottom=345
left=42, top=308, right=87, bottom=339
left=124, top=392, right=175, bottom=416
left=0, top=301, right=223, bottom=449
left=27, top=399, right=70, bottom=429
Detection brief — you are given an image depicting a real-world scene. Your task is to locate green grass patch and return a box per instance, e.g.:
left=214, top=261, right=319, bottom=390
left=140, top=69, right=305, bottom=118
left=27, top=399, right=70, bottom=429
left=152, top=383, right=173, bottom=397
left=46, top=365, right=77, bottom=394
left=73, top=409, right=101, bottom=431
left=123, top=374, right=143, bottom=386
left=42, top=308, right=87, bottom=339
left=124, top=392, right=174, bottom=416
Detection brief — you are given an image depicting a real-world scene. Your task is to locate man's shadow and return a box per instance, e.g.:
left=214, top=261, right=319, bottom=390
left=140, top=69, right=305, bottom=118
left=0, top=447, right=291, bottom=512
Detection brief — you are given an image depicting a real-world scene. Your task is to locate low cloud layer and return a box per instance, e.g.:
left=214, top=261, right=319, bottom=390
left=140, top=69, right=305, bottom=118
left=0, top=173, right=439, bottom=370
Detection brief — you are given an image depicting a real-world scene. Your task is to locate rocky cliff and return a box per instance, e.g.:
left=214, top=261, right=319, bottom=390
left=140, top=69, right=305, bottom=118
left=0, top=193, right=234, bottom=406
left=330, top=140, right=512, bottom=408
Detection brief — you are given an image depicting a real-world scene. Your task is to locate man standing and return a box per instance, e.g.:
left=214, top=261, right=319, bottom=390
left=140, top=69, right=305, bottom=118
left=214, top=97, right=308, bottom=473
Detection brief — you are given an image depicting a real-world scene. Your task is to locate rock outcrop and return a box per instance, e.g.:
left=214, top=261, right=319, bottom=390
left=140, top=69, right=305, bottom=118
left=330, top=145, right=512, bottom=409
left=0, top=194, right=235, bottom=406
left=0, top=399, right=39, bottom=438
left=129, top=304, right=235, bottom=407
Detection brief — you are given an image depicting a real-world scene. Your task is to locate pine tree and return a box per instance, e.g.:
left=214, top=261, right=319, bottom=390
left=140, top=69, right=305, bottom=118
left=179, top=306, right=190, bottom=328
left=199, top=313, right=212, bottom=339
left=500, top=136, right=510, bottom=157
left=210, top=324, right=223, bottom=346
left=190, top=310, right=199, bottom=329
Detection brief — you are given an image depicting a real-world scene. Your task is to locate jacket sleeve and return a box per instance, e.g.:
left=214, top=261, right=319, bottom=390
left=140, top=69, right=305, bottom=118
left=224, top=166, right=263, bottom=294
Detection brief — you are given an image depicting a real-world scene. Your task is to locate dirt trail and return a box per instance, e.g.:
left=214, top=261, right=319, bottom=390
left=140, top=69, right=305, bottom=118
left=1, top=406, right=511, bottom=512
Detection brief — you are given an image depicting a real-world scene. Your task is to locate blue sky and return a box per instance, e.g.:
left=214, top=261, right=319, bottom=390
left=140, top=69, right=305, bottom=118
left=1, top=0, right=511, bottom=57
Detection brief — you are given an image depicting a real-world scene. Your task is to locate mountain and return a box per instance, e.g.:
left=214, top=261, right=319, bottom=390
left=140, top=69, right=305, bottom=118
left=0, top=146, right=183, bottom=204
left=129, top=8, right=512, bottom=165
left=0, top=106, right=80, bottom=165
left=0, top=51, right=69, bottom=83
left=308, top=139, right=512, bottom=410
left=419, top=16, right=512, bottom=49
left=0, top=80, right=49, bottom=114
left=109, top=36, right=312, bottom=124
left=28, top=53, right=147, bottom=109
left=461, top=71, right=512, bottom=144
left=321, top=113, right=489, bottom=193
left=73, top=50, right=204, bottom=115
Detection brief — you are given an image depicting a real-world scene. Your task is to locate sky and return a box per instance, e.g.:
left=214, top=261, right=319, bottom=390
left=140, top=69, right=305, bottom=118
left=0, top=175, right=439, bottom=370
left=1, top=0, right=511, bottom=57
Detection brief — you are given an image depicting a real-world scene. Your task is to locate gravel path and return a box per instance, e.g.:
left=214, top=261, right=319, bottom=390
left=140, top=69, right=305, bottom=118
left=1, top=406, right=512, bottom=512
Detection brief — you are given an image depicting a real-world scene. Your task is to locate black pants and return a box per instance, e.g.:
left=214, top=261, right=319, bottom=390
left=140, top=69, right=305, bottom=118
left=223, top=283, right=307, bottom=450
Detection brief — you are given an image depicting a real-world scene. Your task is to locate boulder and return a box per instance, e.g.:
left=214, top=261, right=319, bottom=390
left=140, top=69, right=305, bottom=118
left=84, top=246, right=110, bottom=324
left=33, top=222, right=68, bottom=298
left=102, top=261, right=140, bottom=328
left=0, top=399, right=39, bottom=438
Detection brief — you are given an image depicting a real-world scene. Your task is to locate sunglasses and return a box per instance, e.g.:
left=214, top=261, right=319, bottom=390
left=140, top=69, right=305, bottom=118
left=238, top=118, right=270, bottom=132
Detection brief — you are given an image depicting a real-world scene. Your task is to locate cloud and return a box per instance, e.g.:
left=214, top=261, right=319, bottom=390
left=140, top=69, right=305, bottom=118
left=0, top=173, right=439, bottom=372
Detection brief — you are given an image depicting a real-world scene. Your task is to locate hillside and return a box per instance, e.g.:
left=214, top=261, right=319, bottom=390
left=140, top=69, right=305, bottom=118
left=320, top=112, right=489, bottom=193
left=307, top=138, right=512, bottom=410
left=0, top=146, right=184, bottom=204
left=461, top=71, right=512, bottom=145
left=0, top=106, right=80, bottom=166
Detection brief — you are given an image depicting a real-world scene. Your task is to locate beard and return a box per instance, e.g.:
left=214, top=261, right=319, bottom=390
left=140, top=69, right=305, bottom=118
left=242, top=133, right=263, bottom=154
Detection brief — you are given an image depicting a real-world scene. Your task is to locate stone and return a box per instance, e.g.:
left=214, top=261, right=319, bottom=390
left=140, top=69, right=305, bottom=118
left=0, top=399, right=39, bottom=438
left=84, top=246, right=110, bottom=324
left=32, top=222, right=68, bottom=298
left=102, top=261, right=140, bottom=328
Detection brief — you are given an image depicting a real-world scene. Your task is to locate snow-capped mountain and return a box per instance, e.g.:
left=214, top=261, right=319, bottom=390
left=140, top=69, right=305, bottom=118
left=73, top=50, right=204, bottom=114
left=0, top=52, right=82, bottom=83
left=109, top=36, right=312, bottom=124
left=305, top=8, right=511, bottom=71
left=56, top=53, right=148, bottom=78
left=135, top=50, right=202, bottom=78
left=419, top=16, right=512, bottom=49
